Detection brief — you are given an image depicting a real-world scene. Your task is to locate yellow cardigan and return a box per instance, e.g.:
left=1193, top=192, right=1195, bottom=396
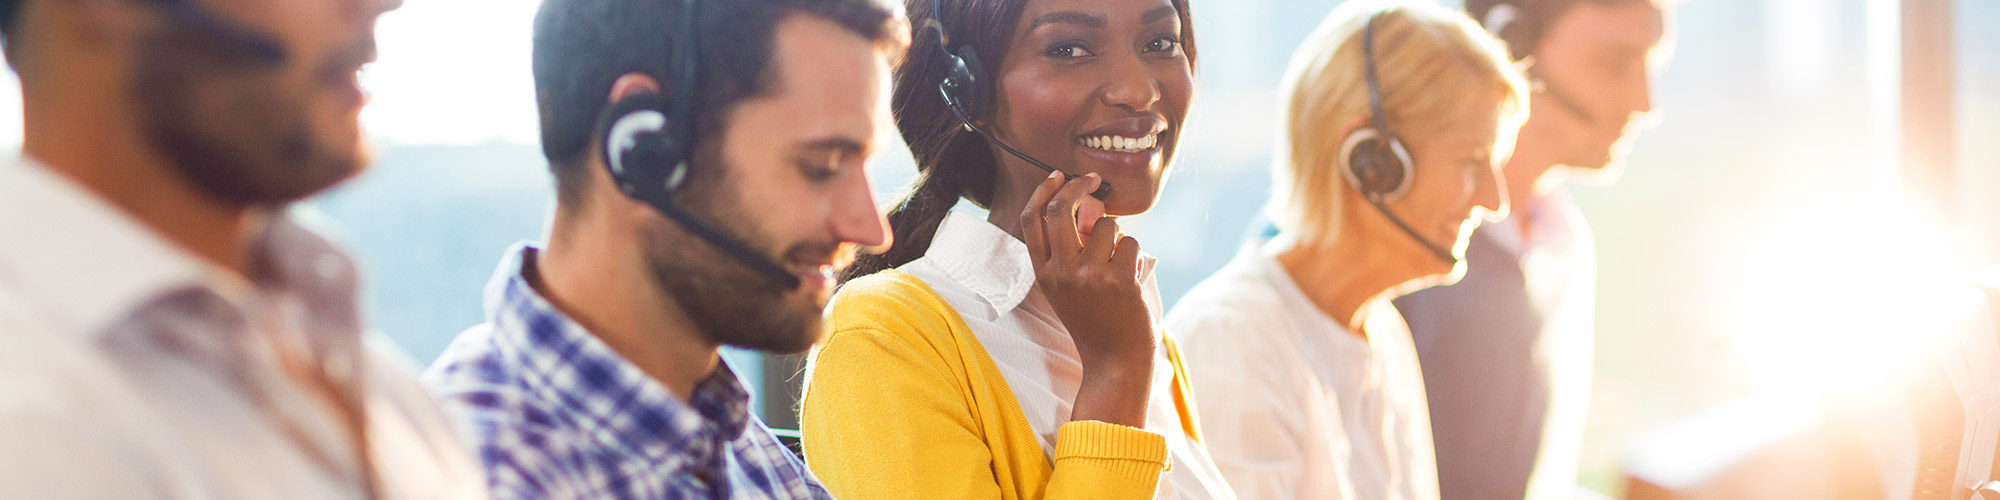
left=800, top=270, right=1206, bottom=500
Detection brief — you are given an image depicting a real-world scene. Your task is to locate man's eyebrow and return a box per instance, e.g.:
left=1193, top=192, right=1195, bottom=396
left=1141, top=6, right=1177, bottom=25
left=1028, top=11, right=1106, bottom=32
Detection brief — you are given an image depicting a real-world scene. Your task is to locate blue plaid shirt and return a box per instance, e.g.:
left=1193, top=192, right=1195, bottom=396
left=424, top=244, right=832, bottom=500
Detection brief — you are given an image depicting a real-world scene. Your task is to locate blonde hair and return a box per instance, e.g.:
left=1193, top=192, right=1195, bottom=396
left=1268, top=0, right=1529, bottom=249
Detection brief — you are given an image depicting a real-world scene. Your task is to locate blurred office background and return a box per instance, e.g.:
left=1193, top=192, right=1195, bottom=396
left=1, top=0, right=1992, bottom=496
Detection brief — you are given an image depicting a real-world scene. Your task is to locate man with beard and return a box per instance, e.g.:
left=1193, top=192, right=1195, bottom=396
left=418, top=0, right=905, bottom=498
left=0, top=0, right=486, bottom=497
left=1391, top=1, right=1672, bottom=499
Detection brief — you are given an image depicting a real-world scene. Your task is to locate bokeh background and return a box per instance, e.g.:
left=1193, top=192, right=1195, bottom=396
left=3, top=0, right=1994, bottom=496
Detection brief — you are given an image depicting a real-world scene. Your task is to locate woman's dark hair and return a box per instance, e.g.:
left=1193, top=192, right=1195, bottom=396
left=842, top=0, right=1198, bottom=281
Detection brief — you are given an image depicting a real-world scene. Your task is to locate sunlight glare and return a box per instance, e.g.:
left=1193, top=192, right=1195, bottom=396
left=1719, top=196, right=1983, bottom=400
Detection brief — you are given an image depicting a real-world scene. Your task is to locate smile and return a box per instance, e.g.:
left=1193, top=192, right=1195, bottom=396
left=1076, top=134, right=1159, bottom=153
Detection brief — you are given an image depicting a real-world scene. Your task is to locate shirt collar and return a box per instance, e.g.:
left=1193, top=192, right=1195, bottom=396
left=0, top=156, right=359, bottom=340
left=1482, top=187, right=1580, bottom=258
left=922, top=211, right=1040, bottom=311
left=483, top=243, right=755, bottom=462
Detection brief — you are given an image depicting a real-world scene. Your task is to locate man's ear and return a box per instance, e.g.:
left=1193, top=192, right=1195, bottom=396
left=607, top=72, right=662, bottom=103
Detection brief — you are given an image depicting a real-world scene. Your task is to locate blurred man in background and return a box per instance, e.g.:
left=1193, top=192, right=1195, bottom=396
left=1393, top=0, right=1671, bottom=498
left=0, top=0, right=487, bottom=497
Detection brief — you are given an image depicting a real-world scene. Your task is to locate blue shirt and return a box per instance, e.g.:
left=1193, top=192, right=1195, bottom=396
left=424, top=244, right=831, bottom=500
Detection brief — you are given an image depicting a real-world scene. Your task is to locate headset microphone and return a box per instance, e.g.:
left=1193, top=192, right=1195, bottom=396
left=1372, top=200, right=1457, bottom=264
left=155, top=0, right=287, bottom=65
left=1479, top=2, right=1603, bottom=129
left=939, top=93, right=1099, bottom=195
left=930, top=0, right=1110, bottom=199
left=601, top=0, right=804, bottom=290
left=1346, top=11, right=1457, bottom=266
left=1531, top=74, right=1603, bottom=128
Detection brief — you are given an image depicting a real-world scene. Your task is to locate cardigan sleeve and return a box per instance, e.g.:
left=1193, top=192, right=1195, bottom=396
left=800, top=272, right=1169, bottom=500
left=802, top=324, right=1010, bottom=499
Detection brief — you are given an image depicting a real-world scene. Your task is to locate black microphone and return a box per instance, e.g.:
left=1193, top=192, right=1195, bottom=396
left=156, top=0, right=287, bottom=65
left=1366, top=199, right=1458, bottom=265
left=941, top=90, right=1112, bottom=200
left=602, top=93, right=808, bottom=291
left=651, top=195, right=808, bottom=290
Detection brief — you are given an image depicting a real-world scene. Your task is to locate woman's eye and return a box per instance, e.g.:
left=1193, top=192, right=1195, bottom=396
left=1144, top=35, right=1183, bottom=54
left=1045, top=42, right=1096, bottom=59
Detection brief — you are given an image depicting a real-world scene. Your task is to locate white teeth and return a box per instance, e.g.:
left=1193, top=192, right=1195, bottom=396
left=1077, top=134, right=1160, bottom=153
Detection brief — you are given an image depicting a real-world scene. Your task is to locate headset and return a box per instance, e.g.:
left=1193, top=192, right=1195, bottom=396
left=598, top=0, right=804, bottom=290
left=1478, top=1, right=1605, bottom=127
left=929, top=0, right=1110, bottom=199
left=18, top=0, right=289, bottom=65
left=154, top=0, right=286, bottom=65
left=1344, top=11, right=1455, bottom=265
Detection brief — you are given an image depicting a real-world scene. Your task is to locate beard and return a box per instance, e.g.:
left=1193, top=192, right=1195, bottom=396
left=641, top=169, right=839, bottom=354
left=134, top=23, right=362, bottom=205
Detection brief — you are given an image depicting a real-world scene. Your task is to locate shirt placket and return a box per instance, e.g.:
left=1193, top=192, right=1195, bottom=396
left=143, top=287, right=368, bottom=495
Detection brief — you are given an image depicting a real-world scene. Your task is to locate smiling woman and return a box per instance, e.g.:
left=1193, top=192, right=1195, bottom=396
left=1161, top=2, right=1526, bottom=499
left=798, top=0, right=1234, bottom=499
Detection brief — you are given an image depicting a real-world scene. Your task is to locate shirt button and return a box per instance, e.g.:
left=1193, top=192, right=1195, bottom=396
left=314, top=254, right=345, bottom=281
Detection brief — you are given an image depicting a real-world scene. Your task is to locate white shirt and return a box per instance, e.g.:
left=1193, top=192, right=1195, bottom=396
left=0, top=157, right=486, bottom=499
left=1165, top=247, right=1440, bottom=500
left=899, top=210, right=1237, bottom=500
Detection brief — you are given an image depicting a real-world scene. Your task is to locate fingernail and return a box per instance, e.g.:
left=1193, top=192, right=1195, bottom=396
left=1048, top=171, right=1062, bottom=180
left=1084, top=172, right=1099, bottom=180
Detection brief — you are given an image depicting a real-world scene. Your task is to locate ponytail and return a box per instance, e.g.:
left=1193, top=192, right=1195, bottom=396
left=841, top=127, right=998, bottom=282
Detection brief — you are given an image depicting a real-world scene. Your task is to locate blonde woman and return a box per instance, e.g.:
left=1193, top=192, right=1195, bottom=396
left=1164, top=2, right=1529, bottom=499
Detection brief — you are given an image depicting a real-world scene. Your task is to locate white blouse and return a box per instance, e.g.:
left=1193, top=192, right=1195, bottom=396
left=1165, top=247, right=1440, bottom=500
left=899, top=210, right=1237, bottom=500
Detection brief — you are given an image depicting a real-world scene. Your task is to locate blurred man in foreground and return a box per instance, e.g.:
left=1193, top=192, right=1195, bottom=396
left=0, top=0, right=486, bottom=497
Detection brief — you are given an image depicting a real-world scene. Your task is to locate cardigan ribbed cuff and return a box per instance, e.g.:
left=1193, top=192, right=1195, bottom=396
left=1053, top=420, right=1169, bottom=473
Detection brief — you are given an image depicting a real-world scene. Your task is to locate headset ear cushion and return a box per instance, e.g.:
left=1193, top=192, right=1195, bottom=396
left=600, top=94, right=686, bottom=193
left=950, top=47, right=989, bottom=118
left=1340, top=127, right=1416, bottom=202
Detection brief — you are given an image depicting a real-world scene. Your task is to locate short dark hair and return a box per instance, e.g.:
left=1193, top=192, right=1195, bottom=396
left=532, top=0, right=902, bottom=201
left=1464, top=0, right=1659, bottom=60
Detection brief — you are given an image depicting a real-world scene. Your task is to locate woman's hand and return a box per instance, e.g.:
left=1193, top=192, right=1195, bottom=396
left=1019, top=171, right=1156, bottom=428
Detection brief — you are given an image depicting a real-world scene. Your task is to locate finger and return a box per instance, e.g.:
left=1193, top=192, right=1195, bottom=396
left=1081, top=217, right=1120, bottom=263
left=1019, top=171, right=1064, bottom=262
left=1041, top=173, right=1101, bottom=260
left=1077, top=195, right=1106, bottom=235
left=1111, top=234, right=1142, bottom=278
